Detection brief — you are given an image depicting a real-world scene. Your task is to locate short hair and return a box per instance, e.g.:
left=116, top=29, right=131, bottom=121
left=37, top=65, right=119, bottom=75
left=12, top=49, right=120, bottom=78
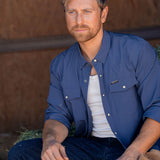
left=61, top=0, right=107, bottom=10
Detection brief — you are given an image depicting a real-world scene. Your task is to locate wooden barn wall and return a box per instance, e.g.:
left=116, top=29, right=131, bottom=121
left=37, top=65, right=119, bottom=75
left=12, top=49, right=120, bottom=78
left=0, top=0, right=160, bottom=133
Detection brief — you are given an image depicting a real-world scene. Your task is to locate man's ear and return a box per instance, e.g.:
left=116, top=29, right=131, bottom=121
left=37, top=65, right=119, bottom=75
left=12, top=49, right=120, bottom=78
left=101, top=6, right=109, bottom=24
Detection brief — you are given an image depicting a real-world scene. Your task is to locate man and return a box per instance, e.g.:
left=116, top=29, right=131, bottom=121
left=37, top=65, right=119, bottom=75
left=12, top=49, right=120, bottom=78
left=8, top=0, right=160, bottom=159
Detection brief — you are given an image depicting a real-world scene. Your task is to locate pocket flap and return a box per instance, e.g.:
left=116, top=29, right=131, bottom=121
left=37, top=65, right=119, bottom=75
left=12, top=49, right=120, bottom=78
left=110, top=77, right=137, bottom=92
left=63, top=88, right=81, bottom=100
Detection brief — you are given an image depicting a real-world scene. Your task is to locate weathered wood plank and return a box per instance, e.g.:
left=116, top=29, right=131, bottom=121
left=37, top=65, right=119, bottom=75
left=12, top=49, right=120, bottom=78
left=0, top=27, right=160, bottom=53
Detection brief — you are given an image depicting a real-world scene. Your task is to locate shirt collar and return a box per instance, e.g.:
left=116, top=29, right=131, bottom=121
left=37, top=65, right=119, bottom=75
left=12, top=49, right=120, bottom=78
left=76, top=30, right=111, bottom=69
left=94, top=30, right=111, bottom=64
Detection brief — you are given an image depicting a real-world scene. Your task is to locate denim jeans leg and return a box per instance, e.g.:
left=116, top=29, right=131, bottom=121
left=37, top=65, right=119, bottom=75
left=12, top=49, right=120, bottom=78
left=8, top=137, right=125, bottom=160
left=8, top=138, right=42, bottom=160
left=103, top=138, right=125, bottom=160
left=63, top=137, right=104, bottom=160
left=8, top=137, right=99, bottom=160
left=62, top=137, right=125, bottom=160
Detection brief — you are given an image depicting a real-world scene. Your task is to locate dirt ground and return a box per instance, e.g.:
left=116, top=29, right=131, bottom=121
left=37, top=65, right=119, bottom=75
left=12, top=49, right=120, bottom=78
left=0, top=133, right=19, bottom=160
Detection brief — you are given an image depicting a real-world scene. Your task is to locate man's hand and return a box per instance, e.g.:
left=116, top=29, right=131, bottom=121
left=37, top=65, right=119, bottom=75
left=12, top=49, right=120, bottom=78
left=41, top=138, right=69, bottom=160
left=117, top=153, right=139, bottom=160
left=116, top=149, right=140, bottom=160
left=41, top=120, right=69, bottom=160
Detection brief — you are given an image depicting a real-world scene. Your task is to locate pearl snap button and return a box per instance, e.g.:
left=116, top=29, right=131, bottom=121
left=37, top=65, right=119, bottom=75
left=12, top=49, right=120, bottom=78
left=94, top=59, right=97, bottom=62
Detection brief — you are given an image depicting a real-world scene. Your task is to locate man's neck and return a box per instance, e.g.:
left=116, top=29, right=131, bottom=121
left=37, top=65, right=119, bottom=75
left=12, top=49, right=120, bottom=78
left=79, top=29, right=104, bottom=63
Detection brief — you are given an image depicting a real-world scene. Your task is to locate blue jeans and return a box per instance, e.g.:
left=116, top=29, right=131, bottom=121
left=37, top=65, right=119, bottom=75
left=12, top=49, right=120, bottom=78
left=8, top=137, right=125, bottom=160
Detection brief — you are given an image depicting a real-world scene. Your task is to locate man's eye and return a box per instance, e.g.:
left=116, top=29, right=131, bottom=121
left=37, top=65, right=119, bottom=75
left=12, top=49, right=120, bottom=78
left=67, top=11, right=75, bottom=14
left=84, top=10, right=91, bottom=13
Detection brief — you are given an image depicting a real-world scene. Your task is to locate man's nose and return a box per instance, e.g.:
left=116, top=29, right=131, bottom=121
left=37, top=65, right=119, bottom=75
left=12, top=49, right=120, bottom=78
left=76, top=13, right=83, bottom=25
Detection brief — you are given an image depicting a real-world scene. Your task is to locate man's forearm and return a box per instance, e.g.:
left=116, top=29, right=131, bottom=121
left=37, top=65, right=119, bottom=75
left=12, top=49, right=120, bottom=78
left=42, top=119, right=69, bottom=143
left=41, top=120, right=69, bottom=159
left=127, top=118, right=160, bottom=154
left=118, top=118, right=160, bottom=160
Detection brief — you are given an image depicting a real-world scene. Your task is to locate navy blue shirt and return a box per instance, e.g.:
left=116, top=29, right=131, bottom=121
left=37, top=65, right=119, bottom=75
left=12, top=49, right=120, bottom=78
left=45, top=30, right=160, bottom=148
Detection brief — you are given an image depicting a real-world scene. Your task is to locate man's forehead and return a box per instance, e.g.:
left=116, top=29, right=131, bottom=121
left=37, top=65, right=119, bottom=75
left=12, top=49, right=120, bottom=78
left=65, top=0, right=99, bottom=9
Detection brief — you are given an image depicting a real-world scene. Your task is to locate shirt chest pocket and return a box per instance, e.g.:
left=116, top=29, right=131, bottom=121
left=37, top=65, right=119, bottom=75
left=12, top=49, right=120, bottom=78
left=109, top=78, right=137, bottom=92
left=63, top=88, right=87, bottom=115
left=109, top=76, right=138, bottom=93
left=63, top=88, right=83, bottom=117
left=63, top=88, right=87, bottom=135
left=63, top=88, right=81, bottom=101
left=108, top=73, right=141, bottom=119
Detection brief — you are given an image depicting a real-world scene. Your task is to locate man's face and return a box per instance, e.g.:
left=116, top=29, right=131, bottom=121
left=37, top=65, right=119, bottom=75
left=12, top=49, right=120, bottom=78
left=65, top=0, right=106, bottom=43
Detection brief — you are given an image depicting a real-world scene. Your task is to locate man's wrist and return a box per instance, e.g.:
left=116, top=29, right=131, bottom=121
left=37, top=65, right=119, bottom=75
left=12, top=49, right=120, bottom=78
left=125, top=146, right=142, bottom=158
left=117, top=147, right=141, bottom=160
left=43, top=134, right=57, bottom=143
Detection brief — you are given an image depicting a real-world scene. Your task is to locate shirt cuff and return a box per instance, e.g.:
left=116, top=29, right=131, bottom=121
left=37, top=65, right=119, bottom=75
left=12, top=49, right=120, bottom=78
left=44, top=113, right=71, bottom=131
left=143, top=106, right=160, bottom=123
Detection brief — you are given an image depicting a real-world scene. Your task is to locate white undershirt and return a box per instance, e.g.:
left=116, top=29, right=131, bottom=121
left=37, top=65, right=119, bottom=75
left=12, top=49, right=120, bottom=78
left=87, top=75, right=116, bottom=138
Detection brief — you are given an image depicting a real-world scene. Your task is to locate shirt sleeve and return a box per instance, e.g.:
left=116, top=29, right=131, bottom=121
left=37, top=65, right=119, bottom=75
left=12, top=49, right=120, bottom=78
left=136, top=40, right=160, bottom=123
left=44, top=57, right=73, bottom=130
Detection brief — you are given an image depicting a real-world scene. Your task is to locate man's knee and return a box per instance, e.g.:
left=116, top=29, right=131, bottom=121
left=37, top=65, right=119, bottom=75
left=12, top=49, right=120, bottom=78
left=8, top=138, right=42, bottom=160
left=8, top=141, right=25, bottom=160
